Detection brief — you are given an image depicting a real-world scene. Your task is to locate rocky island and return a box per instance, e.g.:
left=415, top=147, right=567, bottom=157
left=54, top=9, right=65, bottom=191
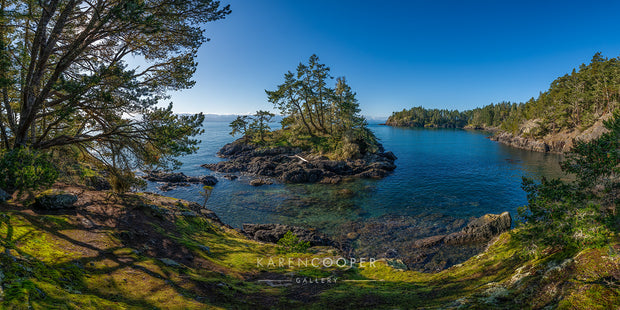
left=202, top=139, right=397, bottom=184
left=204, top=55, right=397, bottom=184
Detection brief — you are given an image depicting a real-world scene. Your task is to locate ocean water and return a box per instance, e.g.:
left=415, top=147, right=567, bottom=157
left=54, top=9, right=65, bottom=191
left=145, top=122, right=564, bottom=236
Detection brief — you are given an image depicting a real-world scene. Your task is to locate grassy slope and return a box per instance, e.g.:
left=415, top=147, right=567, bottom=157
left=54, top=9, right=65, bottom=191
left=0, top=186, right=618, bottom=309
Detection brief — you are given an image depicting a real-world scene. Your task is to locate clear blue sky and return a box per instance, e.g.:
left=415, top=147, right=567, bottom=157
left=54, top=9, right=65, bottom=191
left=168, top=0, right=620, bottom=118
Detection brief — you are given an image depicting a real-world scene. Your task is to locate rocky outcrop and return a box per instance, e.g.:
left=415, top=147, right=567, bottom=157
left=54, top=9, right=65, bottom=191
left=489, top=132, right=552, bottom=152
left=143, top=170, right=218, bottom=185
left=33, top=190, right=78, bottom=210
left=242, top=223, right=334, bottom=247
left=336, top=212, right=512, bottom=272
left=414, top=212, right=512, bottom=247
left=142, top=170, right=218, bottom=191
left=202, top=140, right=397, bottom=184
left=489, top=113, right=612, bottom=153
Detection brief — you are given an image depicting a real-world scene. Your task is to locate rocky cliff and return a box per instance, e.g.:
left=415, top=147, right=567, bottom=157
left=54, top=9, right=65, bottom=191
left=490, top=113, right=612, bottom=153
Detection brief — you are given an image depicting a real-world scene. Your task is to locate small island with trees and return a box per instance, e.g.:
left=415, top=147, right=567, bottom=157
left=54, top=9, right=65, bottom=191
left=202, top=55, right=397, bottom=184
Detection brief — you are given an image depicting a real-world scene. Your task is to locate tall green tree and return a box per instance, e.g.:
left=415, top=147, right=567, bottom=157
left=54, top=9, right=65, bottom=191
left=0, top=1, right=230, bottom=182
left=266, top=54, right=333, bottom=136
left=229, top=115, right=250, bottom=140
left=331, top=77, right=363, bottom=136
left=249, top=110, right=274, bottom=142
left=265, top=55, right=379, bottom=157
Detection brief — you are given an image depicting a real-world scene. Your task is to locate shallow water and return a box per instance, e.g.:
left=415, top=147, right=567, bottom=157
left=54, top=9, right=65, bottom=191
left=145, top=122, right=564, bottom=238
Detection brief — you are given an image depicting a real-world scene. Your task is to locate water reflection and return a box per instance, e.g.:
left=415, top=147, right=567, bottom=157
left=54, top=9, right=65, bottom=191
left=145, top=122, right=566, bottom=235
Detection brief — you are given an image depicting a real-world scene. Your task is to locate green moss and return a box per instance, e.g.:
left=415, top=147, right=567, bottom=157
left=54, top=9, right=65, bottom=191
left=2, top=191, right=618, bottom=309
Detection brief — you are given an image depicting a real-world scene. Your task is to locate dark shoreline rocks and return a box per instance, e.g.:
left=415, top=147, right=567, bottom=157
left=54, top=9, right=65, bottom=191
left=240, top=212, right=512, bottom=273
left=415, top=212, right=512, bottom=248
left=489, top=132, right=555, bottom=153
left=142, top=170, right=218, bottom=191
left=201, top=139, right=397, bottom=184
left=334, top=212, right=512, bottom=273
left=242, top=223, right=334, bottom=247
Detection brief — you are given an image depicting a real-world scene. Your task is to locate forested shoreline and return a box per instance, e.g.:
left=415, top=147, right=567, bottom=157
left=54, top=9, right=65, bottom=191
left=386, top=53, right=620, bottom=140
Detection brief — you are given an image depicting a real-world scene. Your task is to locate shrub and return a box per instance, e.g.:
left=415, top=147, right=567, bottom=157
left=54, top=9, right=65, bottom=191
left=109, top=169, right=145, bottom=193
left=517, top=111, right=619, bottom=250
left=277, top=231, right=310, bottom=253
left=0, top=148, right=58, bottom=194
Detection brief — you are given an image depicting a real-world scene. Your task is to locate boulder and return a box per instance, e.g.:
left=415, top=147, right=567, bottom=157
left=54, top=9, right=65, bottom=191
left=159, top=258, right=181, bottom=268
left=217, top=141, right=257, bottom=157
left=319, top=176, right=342, bottom=184
left=0, top=188, right=10, bottom=202
left=33, top=190, right=78, bottom=210
left=85, top=175, right=111, bottom=190
left=382, top=151, right=398, bottom=161
left=444, top=212, right=511, bottom=245
left=336, top=188, right=355, bottom=198
left=199, top=176, right=218, bottom=186
left=223, top=174, right=238, bottom=180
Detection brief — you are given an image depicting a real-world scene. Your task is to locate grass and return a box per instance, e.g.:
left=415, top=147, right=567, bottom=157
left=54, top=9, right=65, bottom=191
left=0, top=186, right=618, bottom=309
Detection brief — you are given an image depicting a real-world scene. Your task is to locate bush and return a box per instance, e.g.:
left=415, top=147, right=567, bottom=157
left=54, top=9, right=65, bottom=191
left=109, top=169, right=145, bottom=193
left=277, top=231, right=310, bottom=253
left=516, top=111, right=619, bottom=250
left=0, top=148, right=58, bottom=193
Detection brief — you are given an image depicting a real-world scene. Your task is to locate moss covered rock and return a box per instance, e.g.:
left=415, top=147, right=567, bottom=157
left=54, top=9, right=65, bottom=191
left=33, top=189, right=78, bottom=209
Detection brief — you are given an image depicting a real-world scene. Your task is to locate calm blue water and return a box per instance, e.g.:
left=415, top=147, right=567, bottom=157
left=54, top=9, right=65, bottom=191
left=145, top=122, right=564, bottom=235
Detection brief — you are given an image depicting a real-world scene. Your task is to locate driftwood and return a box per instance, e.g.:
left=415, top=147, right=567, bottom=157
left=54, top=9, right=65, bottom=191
left=293, top=154, right=309, bottom=163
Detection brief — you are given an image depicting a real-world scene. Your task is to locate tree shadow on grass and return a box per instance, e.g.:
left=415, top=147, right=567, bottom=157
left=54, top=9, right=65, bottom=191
left=0, top=192, right=280, bottom=309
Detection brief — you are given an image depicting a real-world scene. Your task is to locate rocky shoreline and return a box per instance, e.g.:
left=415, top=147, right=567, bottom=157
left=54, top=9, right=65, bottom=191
left=239, top=212, right=512, bottom=272
left=201, top=139, right=397, bottom=184
left=29, top=184, right=512, bottom=273
left=489, top=131, right=558, bottom=153
left=489, top=114, right=612, bottom=153
left=141, top=170, right=218, bottom=191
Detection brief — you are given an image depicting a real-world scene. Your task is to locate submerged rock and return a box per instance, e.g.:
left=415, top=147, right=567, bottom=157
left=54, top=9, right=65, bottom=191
left=223, top=174, right=238, bottom=180
left=249, top=178, right=273, bottom=186
left=336, top=188, right=355, bottom=198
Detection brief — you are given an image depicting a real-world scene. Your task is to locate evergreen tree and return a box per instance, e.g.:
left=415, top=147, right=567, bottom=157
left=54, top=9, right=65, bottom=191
left=229, top=115, right=251, bottom=141
left=0, top=0, right=231, bottom=190
left=249, top=110, right=274, bottom=143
